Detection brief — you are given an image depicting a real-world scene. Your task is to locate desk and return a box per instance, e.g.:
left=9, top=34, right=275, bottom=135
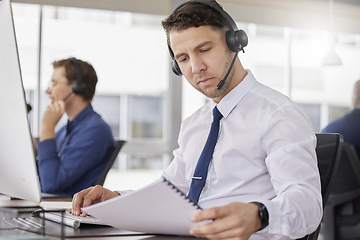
left=0, top=205, right=203, bottom=240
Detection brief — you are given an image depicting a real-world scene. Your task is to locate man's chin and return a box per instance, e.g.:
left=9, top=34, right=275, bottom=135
left=201, top=90, right=222, bottom=99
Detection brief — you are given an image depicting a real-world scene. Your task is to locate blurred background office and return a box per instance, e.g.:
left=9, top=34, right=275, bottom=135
left=12, top=0, right=360, bottom=190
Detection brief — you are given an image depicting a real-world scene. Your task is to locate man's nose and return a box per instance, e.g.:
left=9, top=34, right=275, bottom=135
left=191, top=56, right=206, bottom=74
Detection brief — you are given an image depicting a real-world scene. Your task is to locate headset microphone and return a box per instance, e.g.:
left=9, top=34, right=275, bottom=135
left=63, top=92, right=72, bottom=102
left=216, top=51, right=239, bottom=90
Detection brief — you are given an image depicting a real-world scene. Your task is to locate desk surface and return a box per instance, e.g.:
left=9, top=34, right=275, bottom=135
left=0, top=206, right=203, bottom=240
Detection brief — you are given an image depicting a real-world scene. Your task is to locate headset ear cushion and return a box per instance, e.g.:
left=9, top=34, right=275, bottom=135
left=226, top=29, right=248, bottom=52
left=171, top=59, right=183, bottom=76
left=72, top=82, right=86, bottom=95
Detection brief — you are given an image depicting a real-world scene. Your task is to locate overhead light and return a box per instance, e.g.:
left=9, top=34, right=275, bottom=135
left=322, top=47, right=342, bottom=66
left=322, top=0, right=342, bottom=66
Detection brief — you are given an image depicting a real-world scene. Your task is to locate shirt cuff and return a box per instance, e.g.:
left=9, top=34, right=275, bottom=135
left=37, top=139, right=57, bottom=161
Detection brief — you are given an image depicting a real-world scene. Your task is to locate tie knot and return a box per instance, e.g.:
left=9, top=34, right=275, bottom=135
left=213, top=107, right=223, bottom=122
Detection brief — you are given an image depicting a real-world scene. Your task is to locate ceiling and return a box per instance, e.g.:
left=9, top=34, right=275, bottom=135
left=332, top=0, right=360, bottom=4
left=11, top=0, right=360, bottom=34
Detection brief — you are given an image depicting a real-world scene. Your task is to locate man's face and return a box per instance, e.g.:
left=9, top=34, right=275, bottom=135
left=46, top=66, right=72, bottom=104
left=169, top=25, right=234, bottom=102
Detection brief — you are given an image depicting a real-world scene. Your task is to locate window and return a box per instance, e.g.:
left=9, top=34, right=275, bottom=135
left=12, top=3, right=360, bottom=174
left=13, top=4, right=172, bottom=172
left=297, top=103, right=321, bottom=132
left=329, top=105, right=350, bottom=122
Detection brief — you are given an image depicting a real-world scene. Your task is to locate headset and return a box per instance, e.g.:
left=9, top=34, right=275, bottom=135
left=168, top=0, right=248, bottom=77
left=69, top=57, right=86, bottom=95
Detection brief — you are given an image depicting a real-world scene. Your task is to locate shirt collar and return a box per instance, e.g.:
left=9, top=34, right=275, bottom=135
left=66, top=104, right=93, bottom=135
left=211, top=69, right=256, bottom=118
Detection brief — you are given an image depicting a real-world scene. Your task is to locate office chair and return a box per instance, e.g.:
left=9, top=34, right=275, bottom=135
left=297, top=133, right=343, bottom=240
left=93, top=140, right=126, bottom=186
left=321, top=142, right=360, bottom=240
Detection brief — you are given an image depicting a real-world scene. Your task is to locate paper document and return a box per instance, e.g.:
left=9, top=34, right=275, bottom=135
left=84, top=177, right=205, bottom=236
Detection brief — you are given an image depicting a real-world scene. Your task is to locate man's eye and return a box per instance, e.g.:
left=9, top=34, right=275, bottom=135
left=200, top=48, right=210, bottom=53
left=179, top=56, right=188, bottom=63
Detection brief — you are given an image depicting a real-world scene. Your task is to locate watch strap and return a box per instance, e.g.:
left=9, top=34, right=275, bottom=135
left=250, top=201, right=269, bottom=231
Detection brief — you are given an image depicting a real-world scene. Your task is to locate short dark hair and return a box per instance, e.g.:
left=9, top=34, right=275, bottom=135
left=161, top=0, right=229, bottom=45
left=52, top=58, right=97, bottom=101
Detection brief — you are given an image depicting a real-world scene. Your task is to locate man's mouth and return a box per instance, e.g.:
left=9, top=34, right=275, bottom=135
left=197, top=77, right=214, bottom=85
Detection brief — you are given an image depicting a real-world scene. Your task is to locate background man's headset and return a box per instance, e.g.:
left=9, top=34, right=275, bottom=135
left=168, top=0, right=248, bottom=90
left=69, top=57, right=86, bottom=95
left=61, top=57, right=85, bottom=101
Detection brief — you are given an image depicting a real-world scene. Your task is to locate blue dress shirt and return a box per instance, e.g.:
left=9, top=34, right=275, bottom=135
left=36, top=104, right=114, bottom=196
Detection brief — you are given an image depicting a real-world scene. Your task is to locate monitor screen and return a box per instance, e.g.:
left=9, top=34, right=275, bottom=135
left=0, top=0, right=41, bottom=203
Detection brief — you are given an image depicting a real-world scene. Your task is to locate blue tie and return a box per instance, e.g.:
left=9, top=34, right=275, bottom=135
left=188, top=106, right=223, bottom=203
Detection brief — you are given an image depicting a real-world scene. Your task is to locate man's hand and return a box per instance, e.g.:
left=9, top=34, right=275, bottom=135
left=189, top=202, right=261, bottom=240
left=72, top=185, right=120, bottom=217
left=40, top=101, right=65, bottom=141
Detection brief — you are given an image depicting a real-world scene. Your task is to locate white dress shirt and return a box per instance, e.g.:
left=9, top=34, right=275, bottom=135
left=163, top=70, right=323, bottom=240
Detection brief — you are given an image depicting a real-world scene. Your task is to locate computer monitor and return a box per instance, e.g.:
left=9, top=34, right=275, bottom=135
left=0, top=0, right=41, bottom=203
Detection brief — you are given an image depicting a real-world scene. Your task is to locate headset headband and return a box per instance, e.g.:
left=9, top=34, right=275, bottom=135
left=69, top=57, right=85, bottom=94
left=173, top=0, right=238, bottom=32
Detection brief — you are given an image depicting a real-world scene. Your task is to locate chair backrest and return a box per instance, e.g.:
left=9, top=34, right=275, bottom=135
left=331, top=142, right=360, bottom=194
left=298, top=133, right=343, bottom=240
left=343, top=142, right=360, bottom=186
left=321, top=142, right=360, bottom=240
left=94, top=140, right=126, bottom=186
left=315, top=133, right=344, bottom=206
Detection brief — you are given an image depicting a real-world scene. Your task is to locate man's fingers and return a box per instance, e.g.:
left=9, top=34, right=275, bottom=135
left=82, top=186, right=104, bottom=208
left=72, top=187, right=93, bottom=216
left=191, top=205, right=229, bottom=222
left=190, top=211, right=233, bottom=236
left=189, top=203, right=256, bottom=240
left=72, top=186, right=119, bottom=217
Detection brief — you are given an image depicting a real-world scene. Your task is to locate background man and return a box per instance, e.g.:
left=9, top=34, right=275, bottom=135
left=322, top=79, right=360, bottom=156
left=36, top=57, right=114, bottom=196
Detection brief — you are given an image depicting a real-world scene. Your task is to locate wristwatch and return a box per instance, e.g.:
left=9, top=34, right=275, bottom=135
left=250, top=201, right=269, bottom=231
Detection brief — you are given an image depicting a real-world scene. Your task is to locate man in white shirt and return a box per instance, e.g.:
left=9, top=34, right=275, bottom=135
left=72, top=1, right=322, bottom=239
